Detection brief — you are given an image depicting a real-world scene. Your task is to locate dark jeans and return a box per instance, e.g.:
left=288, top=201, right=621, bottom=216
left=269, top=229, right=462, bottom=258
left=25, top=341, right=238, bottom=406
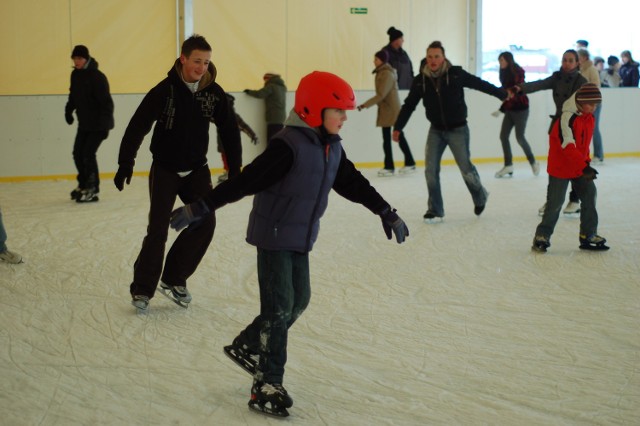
left=73, top=129, right=108, bottom=191
left=592, top=104, right=603, bottom=160
left=236, top=248, right=310, bottom=384
left=382, top=127, right=415, bottom=170
left=0, top=208, right=8, bottom=252
left=267, top=123, right=284, bottom=144
left=535, top=175, right=598, bottom=240
left=500, top=109, right=535, bottom=165
left=129, top=163, right=215, bottom=298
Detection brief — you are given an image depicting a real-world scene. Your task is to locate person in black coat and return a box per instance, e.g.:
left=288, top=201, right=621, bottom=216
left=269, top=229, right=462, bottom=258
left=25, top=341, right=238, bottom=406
left=114, top=34, right=242, bottom=313
left=65, top=45, right=114, bottom=202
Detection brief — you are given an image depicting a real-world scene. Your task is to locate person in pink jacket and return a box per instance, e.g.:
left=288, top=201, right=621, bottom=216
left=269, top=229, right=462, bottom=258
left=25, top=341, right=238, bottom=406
left=532, top=83, right=609, bottom=253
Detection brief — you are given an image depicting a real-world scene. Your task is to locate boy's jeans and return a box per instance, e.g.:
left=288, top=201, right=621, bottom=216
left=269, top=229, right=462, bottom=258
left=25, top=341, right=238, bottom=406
left=237, top=248, right=310, bottom=384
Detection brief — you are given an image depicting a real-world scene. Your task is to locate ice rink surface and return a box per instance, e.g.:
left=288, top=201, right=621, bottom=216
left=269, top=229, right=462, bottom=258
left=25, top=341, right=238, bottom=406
left=1, top=159, right=639, bottom=425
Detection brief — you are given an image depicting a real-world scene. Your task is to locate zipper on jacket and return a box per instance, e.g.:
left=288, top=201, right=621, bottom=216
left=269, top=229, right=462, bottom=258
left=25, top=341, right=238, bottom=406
left=305, top=142, right=330, bottom=251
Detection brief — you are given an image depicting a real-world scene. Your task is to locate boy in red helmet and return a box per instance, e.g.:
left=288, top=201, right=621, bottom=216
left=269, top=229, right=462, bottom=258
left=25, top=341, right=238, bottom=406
left=532, top=83, right=609, bottom=253
left=170, top=71, right=409, bottom=417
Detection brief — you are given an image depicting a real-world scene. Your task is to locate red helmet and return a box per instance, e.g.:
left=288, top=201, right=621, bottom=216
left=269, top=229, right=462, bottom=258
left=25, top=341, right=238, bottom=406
left=294, top=71, right=356, bottom=127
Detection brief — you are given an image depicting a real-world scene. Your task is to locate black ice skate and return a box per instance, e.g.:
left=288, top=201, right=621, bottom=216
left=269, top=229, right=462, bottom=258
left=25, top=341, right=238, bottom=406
left=248, top=380, right=292, bottom=418
left=423, top=210, right=444, bottom=224
left=223, top=337, right=259, bottom=376
left=76, top=188, right=99, bottom=203
left=579, top=234, right=610, bottom=251
left=158, top=282, right=191, bottom=308
left=70, top=187, right=82, bottom=201
left=531, top=235, right=550, bottom=253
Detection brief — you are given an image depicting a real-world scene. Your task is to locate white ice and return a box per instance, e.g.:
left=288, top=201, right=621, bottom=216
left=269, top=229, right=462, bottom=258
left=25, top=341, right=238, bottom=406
left=1, top=159, right=639, bottom=425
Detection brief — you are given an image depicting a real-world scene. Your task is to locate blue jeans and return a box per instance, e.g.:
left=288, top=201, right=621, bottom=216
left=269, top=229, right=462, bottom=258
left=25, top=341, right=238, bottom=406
left=236, top=248, right=311, bottom=384
left=0, top=208, right=7, bottom=252
left=500, top=109, right=535, bottom=165
left=592, top=104, right=603, bottom=160
left=425, top=125, right=488, bottom=216
left=535, top=175, right=598, bottom=240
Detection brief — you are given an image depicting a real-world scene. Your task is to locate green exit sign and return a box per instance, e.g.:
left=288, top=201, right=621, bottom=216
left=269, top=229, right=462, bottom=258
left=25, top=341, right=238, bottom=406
left=350, top=7, right=368, bottom=14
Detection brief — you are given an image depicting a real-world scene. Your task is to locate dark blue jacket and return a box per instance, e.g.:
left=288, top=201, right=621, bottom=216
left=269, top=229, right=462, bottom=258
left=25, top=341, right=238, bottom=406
left=202, top=111, right=391, bottom=253
left=619, top=62, right=640, bottom=87
left=246, top=126, right=341, bottom=252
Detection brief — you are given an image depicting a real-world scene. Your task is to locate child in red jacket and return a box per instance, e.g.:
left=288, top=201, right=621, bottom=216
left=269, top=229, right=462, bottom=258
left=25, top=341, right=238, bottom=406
left=532, top=83, right=609, bottom=253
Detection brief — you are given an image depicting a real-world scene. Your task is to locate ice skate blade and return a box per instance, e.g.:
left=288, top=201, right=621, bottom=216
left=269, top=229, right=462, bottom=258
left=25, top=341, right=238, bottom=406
left=157, top=287, right=189, bottom=308
left=223, top=345, right=257, bottom=376
left=579, top=244, right=610, bottom=251
left=531, top=245, right=548, bottom=253
left=248, top=400, right=289, bottom=418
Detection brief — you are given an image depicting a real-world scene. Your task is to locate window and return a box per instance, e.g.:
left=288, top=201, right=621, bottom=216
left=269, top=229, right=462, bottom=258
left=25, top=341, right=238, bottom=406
left=480, top=0, right=640, bottom=85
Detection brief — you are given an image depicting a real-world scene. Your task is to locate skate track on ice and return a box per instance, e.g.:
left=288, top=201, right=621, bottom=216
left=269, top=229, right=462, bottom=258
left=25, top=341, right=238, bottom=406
left=1, top=159, right=639, bottom=425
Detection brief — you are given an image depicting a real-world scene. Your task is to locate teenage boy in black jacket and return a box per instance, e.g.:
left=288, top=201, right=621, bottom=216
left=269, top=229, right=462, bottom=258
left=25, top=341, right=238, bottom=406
left=114, top=34, right=242, bottom=312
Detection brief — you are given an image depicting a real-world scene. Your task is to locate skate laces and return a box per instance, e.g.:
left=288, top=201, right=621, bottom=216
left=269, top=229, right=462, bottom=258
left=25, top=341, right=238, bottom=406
left=580, top=234, right=605, bottom=243
left=260, top=383, right=288, bottom=397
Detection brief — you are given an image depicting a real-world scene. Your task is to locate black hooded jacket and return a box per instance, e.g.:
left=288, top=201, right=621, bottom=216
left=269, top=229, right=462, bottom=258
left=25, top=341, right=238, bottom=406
left=117, top=59, right=242, bottom=175
left=65, top=57, right=114, bottom=131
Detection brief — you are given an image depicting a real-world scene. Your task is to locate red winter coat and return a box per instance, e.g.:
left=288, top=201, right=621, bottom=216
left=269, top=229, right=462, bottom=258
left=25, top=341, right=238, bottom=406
left=547, top=112, right=594, bottom=179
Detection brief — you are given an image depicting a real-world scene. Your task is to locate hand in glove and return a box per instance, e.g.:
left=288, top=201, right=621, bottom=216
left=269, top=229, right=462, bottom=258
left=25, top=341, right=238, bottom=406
left=251, top=136, right=259, bottom=145
left=170, top=199, right=211, bottom=231
left=582, top=164, right=599, bottom=181
left=65, top=112, right=74, bottom=125
left=379, top=207, right=409, bottom=244
left=114, top=166, right=133, bottom=191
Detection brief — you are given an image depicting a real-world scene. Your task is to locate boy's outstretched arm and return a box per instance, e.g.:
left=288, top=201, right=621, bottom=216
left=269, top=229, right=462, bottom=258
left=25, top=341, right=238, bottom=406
left=332, top=148, right=409, bottom=243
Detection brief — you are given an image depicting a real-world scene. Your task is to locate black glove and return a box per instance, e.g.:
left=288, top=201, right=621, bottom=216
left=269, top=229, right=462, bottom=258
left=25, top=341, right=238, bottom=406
left=114, top=166, right=133, bottom=191
left=379, top=207, right=409, bottom=244
left=65, top=112, right=74, bottom=125
left=582, top=164, right=598, bottom=181
left=251, top=136, right=259, bottom=145
left=170, top=199, right=211, bottom=231
left=243, top=89, right=250, bottom=94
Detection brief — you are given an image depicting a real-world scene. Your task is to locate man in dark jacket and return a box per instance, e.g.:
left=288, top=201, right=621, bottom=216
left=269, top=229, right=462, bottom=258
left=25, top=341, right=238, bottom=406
left=65, top=45, right=114, bottom=202
left=393, top=41, right=507, bottom=221
left=114, top=34, right=242, bottom=312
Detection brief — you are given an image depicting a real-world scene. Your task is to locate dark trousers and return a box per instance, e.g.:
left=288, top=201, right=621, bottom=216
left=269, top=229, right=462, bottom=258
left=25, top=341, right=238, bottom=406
left=535, top=175, right=598, bottom=240
left=382, top=127, right=415, bottom=170
left=236, top=248, right=310, bottom=384
left=72, top=129, right=108, bottom=191
left=129, top=163, right=215, bottom=298
left=267, top=124, right=284, bottom=144
left=499, top=109, right=535, bottom=165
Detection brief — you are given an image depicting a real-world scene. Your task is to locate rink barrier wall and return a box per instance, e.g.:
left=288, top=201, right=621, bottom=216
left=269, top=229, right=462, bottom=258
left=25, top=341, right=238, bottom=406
left=1, top=89, right=638, bottom=182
